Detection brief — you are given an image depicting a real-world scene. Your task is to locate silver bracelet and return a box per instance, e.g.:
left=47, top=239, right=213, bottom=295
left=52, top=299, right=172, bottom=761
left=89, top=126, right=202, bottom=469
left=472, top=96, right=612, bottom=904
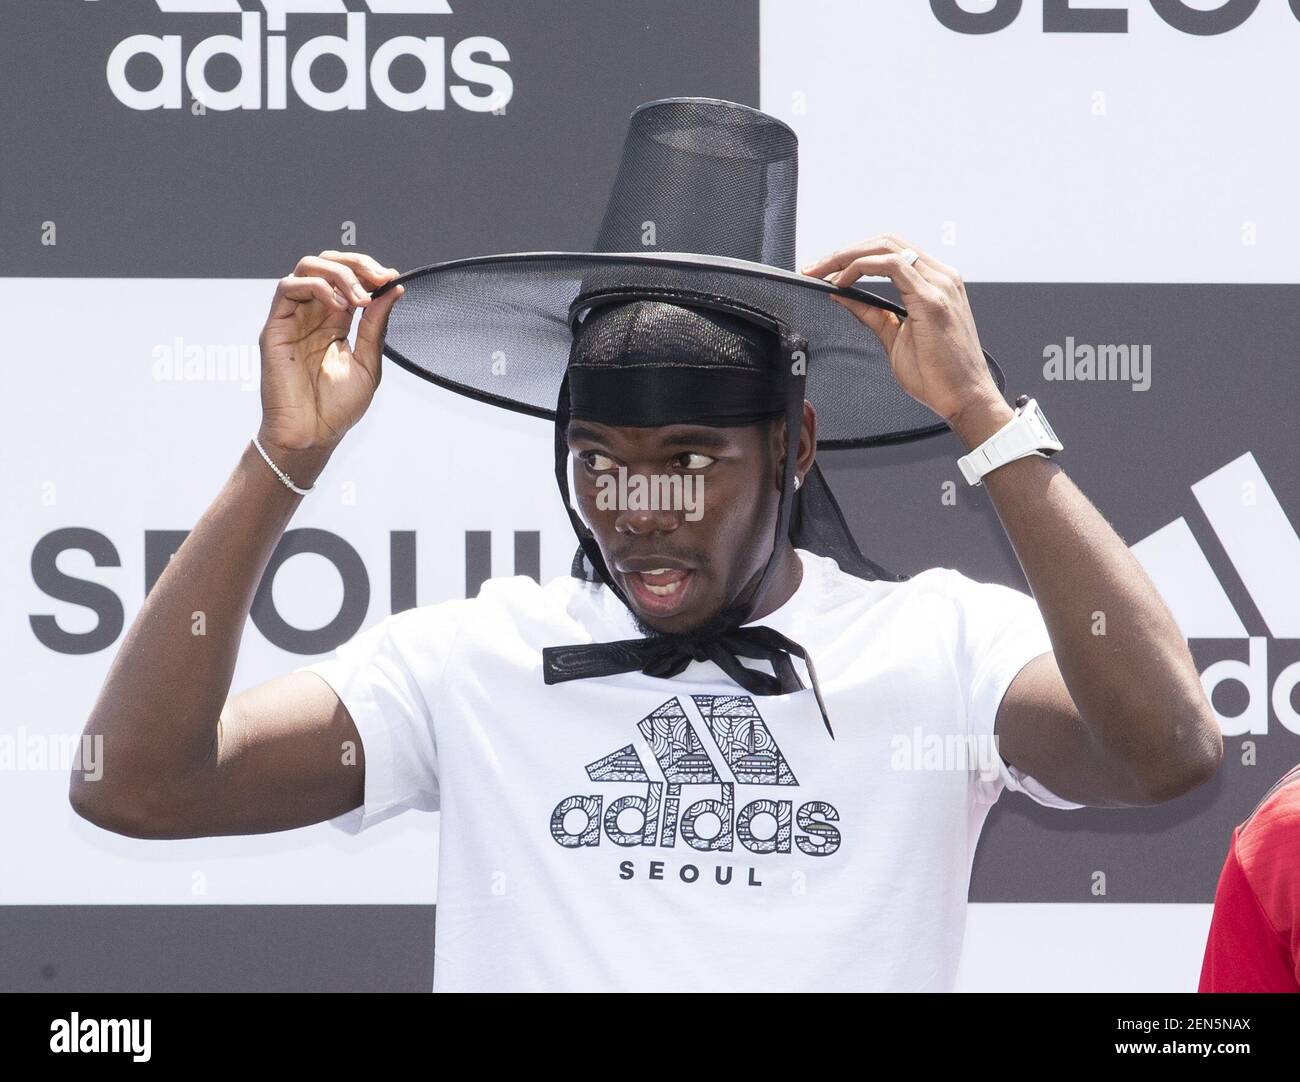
left=251, top=434, right=316, bottom=496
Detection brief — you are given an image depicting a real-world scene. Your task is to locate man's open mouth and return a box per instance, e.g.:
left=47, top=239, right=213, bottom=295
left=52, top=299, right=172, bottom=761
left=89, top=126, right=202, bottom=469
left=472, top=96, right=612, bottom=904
left=619, top=564, right=697, bottom=617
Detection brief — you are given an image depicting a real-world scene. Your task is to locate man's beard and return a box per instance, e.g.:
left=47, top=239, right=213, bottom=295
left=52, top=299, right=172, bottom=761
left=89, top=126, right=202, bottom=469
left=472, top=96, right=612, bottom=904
left=630, top=599, right=749, bottom=642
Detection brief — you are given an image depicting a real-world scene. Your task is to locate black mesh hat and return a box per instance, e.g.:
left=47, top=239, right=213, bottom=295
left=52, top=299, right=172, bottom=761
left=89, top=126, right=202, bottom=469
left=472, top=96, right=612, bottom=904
left=370, top=98, right=1006, bottom=736
left=375, top=97, right=1003, bottom=447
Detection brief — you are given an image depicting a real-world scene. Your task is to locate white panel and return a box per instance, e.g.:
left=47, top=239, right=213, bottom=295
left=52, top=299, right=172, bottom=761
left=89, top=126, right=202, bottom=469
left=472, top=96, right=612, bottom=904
left=364, top=1, right=453, bottom=12
left=1193, top=452, right=1300, bottom=638
left=154, top=1, right=243, bottom=10
left=957, top=903, right=1213, bottom=992
left=1131, top=518, right=1247, bottom=638
left=761, top=0, right=1299, bottom=283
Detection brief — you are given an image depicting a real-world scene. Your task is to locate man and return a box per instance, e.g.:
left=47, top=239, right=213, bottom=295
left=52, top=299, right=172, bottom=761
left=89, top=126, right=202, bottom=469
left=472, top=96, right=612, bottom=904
left=1199, top=764, right=1300, bottom=992
left=72, top=99, right=1221, bottom=992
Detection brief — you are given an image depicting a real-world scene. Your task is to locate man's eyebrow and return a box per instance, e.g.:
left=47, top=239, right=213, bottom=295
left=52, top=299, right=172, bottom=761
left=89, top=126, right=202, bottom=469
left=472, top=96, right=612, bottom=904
left=659, top=429, right=732, bottom=450
left=566, top=424, right=734, bottom=451
left=565, top=424, right=609, bottom=446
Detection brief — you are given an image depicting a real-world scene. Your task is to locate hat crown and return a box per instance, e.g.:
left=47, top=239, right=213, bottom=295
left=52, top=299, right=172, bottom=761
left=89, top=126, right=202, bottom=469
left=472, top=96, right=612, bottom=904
left=593, top=98, right=799, bottom=271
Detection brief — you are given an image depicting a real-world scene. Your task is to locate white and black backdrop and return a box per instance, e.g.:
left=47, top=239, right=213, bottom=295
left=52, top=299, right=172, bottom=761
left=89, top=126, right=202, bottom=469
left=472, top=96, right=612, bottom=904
left=3, top=0, right=1297, bottom=991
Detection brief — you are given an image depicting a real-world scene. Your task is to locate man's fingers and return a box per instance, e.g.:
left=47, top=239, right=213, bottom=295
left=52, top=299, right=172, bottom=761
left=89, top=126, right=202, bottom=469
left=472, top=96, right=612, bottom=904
left=824, top=252, right=937, bottom=304
left=266, top=274, right=351, bottom=322
left=804, top=236, right=953, bottom=292
left=293, top=255, right=375, bottom=307
left=317, top=250, right=400, bottom=290
left=831, top=294, right=902, bottom=351
left=802, top=235, right=908, bottom=278
left=801, top=245, right=856, bottom=279
left=353, top=282, right=405, bottom=379
left=270, top=253, right=402, bottom=325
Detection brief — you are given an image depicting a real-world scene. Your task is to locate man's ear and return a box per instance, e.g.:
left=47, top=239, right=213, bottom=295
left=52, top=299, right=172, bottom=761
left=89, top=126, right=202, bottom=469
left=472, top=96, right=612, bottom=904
left=797, top=400, right=817, bottom=481
left=771, top=401, right=817, bottom=489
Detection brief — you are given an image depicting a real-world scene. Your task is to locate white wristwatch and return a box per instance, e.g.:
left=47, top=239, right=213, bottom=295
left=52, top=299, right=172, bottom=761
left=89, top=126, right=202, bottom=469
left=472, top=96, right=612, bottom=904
left=957, top=395, right=1063, bottom=486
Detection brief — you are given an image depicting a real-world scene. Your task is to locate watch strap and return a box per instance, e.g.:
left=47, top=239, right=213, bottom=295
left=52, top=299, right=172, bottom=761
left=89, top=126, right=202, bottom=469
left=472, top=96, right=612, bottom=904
left=957, top=397, right=1062, bottom=486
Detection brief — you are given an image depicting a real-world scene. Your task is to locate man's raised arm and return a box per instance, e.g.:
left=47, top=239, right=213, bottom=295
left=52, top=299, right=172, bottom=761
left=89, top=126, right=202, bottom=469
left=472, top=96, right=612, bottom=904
left=70, top=251, right=404, bottom=839
left=804, top=235, right=1222, bottom=807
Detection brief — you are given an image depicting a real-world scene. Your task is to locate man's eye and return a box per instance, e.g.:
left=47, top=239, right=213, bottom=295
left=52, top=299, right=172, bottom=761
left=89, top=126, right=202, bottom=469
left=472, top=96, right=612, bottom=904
left=582, top=451, right=617, bottom=470
left=678, top=453, right=715, bottom=470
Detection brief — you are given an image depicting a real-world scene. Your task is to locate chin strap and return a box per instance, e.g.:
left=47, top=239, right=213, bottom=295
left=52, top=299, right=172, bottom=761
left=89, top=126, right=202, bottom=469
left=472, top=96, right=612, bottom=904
left=542, top=624, right=832, bottom=739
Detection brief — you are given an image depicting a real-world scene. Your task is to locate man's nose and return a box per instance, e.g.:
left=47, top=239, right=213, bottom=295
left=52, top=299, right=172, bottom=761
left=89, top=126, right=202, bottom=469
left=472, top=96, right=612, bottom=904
left=614, top=474, right=682, bottom=536
left=616, top=508, right=681, bottom=535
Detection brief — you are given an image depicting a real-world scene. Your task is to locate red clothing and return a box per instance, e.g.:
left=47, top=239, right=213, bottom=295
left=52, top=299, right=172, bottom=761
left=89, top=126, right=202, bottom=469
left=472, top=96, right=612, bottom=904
left=1199, top=766, right=1300, bottom=992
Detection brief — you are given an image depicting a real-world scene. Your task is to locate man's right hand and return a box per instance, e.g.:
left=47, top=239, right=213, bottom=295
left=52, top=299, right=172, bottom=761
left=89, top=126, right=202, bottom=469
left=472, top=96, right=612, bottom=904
left=256, top=250, right=405, bottom=481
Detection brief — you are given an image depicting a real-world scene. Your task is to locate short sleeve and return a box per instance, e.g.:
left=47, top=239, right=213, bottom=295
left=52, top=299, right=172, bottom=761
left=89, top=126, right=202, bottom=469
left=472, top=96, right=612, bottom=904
left=294, top=601, right=465, bottom=834
left=1199, top=827, right=1300, bottom=992
left=942, top=569, right=1086, bottom=810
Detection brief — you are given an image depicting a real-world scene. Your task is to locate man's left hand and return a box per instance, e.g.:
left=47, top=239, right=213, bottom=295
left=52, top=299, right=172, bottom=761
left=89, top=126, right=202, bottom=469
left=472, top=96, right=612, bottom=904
left=801, top=235, right=1003, bottom=431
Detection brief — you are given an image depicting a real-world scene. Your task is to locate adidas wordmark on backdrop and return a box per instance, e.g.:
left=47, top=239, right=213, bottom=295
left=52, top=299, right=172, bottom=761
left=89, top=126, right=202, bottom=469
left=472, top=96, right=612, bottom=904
left=298, top=549, right=1082, bottom=992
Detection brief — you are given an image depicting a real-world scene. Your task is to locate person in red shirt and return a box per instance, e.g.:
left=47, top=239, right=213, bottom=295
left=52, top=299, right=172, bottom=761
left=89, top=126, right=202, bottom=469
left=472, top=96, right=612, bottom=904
left=1200, top=764, right=1300, bottom=992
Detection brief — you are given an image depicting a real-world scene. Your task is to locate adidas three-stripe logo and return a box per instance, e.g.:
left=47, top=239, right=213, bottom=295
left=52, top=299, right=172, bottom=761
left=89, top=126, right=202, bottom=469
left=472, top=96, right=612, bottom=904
left=1131, top=451, right=1300, bottom=735
left=550, top=695, right=841, bottom=856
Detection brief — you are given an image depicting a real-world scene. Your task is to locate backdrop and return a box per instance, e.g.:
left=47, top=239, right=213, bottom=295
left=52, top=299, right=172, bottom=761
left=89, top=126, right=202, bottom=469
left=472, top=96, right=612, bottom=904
left=3, top=0, right=1297, bottom=992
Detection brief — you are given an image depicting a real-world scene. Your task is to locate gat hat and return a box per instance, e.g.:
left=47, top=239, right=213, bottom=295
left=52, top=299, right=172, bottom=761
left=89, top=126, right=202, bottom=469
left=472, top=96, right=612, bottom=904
left=370, top=98, right=1005, bottom=736
left=375, top=97, right=1002, bottom=448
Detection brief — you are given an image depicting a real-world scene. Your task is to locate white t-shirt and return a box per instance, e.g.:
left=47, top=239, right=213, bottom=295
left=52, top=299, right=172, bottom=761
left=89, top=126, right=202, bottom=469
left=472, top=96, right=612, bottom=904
left=297, top=548, right=1083, bottom=992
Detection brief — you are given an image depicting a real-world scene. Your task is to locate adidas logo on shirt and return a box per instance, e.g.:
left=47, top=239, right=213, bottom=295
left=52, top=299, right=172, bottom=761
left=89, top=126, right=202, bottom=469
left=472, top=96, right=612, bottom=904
left=550, top=695, right=841, bottom=860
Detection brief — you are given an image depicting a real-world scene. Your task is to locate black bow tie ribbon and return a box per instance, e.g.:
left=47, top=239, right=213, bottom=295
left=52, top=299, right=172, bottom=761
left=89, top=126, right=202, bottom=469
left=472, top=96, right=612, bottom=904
left=542, top=625, right=833, bottom=739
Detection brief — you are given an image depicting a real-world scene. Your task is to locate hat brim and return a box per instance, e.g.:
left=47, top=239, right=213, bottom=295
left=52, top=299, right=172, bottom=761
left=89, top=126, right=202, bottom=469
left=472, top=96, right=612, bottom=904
left=373, top=250, right=1005, bottom=450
